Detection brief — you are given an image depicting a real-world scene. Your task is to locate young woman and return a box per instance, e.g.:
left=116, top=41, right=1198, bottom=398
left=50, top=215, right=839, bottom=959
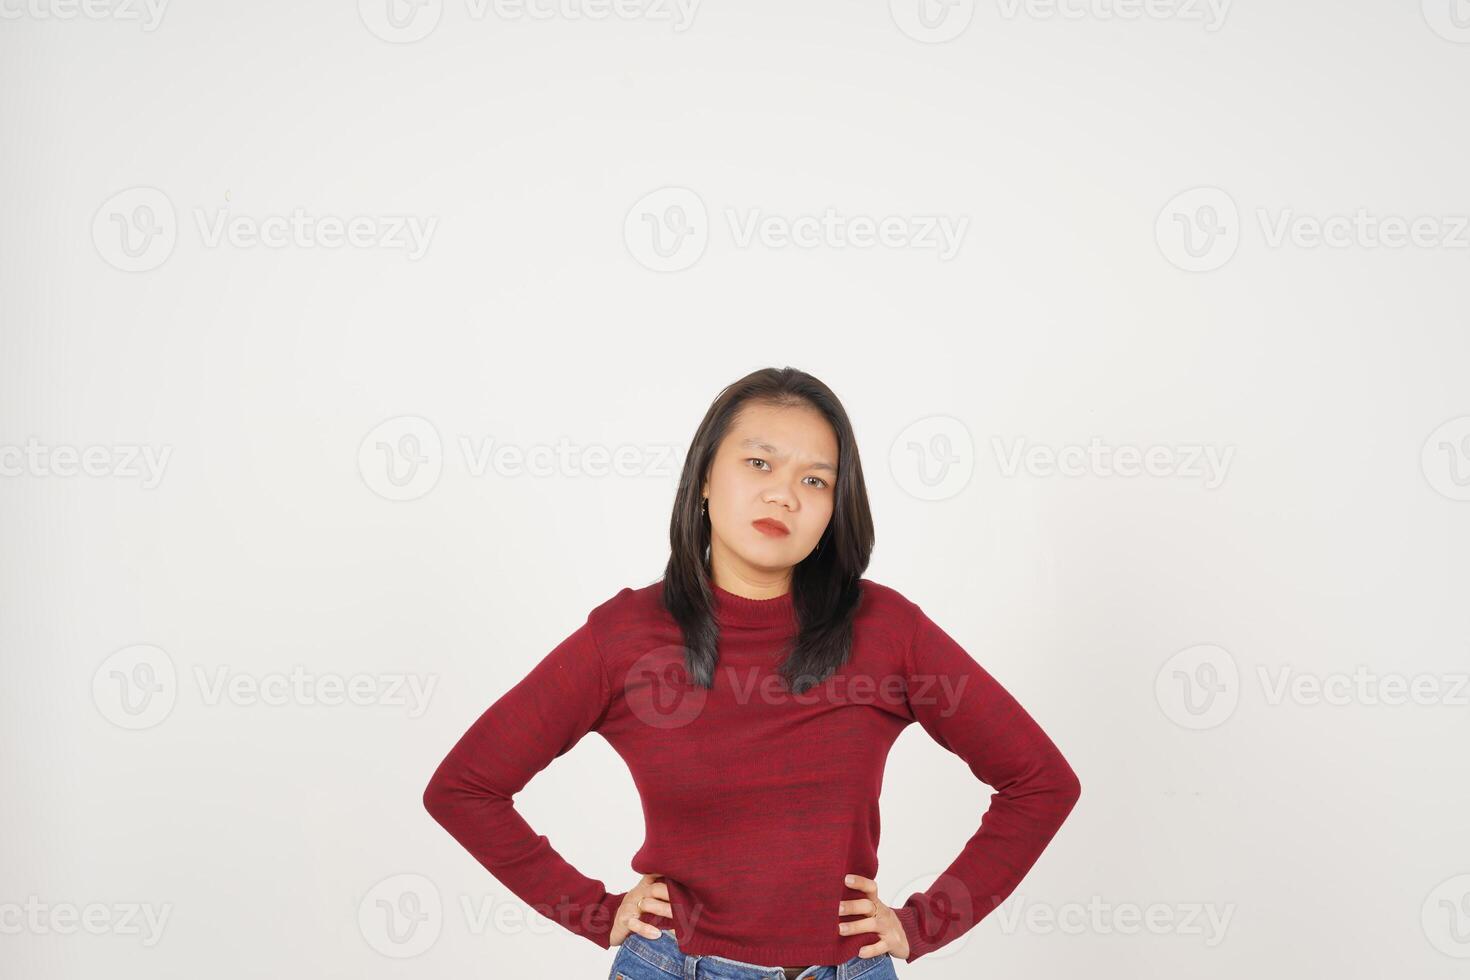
left=423, top=367, right=1082, bottom=979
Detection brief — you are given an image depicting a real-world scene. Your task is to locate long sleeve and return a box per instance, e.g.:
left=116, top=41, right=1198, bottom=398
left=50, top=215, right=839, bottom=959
left=422, top=614, right=626, bottom=949
left=891, top=601, right=1082, bottom=962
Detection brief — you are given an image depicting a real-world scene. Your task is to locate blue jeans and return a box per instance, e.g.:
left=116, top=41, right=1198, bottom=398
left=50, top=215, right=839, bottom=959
left=608, top=928, right=900, bottom=980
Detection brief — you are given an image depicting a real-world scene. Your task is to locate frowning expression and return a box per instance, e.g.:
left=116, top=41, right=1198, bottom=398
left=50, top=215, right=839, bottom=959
left=702, top=401, right=838, bottom=571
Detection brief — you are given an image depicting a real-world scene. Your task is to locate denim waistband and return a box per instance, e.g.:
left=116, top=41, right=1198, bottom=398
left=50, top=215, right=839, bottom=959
left=622, top=928, right=892, bottom=980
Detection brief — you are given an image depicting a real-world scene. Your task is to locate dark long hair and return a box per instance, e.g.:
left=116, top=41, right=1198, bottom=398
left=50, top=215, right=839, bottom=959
left=661, top=367, right=875, bottom=694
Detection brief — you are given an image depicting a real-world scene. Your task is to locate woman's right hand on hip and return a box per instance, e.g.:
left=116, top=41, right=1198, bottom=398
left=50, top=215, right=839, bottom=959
left=610, top=873, right=672, bottom=946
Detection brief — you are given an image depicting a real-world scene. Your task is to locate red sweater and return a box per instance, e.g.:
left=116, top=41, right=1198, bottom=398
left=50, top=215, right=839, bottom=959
left=422, top=578, right=1080, bottom=965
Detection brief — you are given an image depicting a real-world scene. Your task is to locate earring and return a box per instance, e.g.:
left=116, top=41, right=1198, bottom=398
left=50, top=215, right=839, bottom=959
left=700, top=496, right=708, bottom=514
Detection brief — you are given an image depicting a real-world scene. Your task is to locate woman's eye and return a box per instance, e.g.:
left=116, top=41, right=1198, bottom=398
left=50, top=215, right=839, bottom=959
left=746, top=458, right=828, bottom=488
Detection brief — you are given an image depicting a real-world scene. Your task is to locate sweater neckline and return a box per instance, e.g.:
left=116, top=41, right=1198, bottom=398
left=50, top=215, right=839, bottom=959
left=711, top=582, right=797, bottom=628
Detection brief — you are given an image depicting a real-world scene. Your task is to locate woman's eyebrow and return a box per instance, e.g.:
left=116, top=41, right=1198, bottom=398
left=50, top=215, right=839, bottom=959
left=739, top=437, right=837, bottom=475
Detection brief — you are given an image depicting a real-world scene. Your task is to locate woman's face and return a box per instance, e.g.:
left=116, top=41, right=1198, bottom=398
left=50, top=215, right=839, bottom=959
left=701, top=401, right=838, bottom=589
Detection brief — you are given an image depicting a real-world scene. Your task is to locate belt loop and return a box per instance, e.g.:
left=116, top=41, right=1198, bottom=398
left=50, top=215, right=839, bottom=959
left=683, top=949, right=699, bottom=980
left=835, top=959, right=848, bottom=980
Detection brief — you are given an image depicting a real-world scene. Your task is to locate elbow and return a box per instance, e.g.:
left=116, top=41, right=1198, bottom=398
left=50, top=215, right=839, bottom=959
left=1002, top=751, right=1080, bottom=826
left=1017, top=747, right=1080, bottom=820
left=422, top=778, right=443, bottom=822
left=422, top=769, right=455, bottom=825
left=423, top=763, right=511, bottom=827
left=1053, top=757, right=1082, bottom=815
left=1062, top=767, right=1082, bottom=809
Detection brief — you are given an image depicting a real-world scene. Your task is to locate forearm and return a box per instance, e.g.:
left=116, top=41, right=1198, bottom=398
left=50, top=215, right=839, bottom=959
left=892, top=745, right=1081, bottom=960
left=423, top=760, right=625, bottom=946
left=422, top=613, right=622, bottom=948
left=897, top=599, right=1083, bottom=961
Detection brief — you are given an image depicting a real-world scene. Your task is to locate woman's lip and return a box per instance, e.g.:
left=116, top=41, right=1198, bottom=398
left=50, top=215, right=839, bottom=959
left=752, top=518, right=790, bottom=537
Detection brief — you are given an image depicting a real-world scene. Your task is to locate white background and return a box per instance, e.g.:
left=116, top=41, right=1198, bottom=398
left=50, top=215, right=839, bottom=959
left=3, top=1, right=1469, bottom=977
